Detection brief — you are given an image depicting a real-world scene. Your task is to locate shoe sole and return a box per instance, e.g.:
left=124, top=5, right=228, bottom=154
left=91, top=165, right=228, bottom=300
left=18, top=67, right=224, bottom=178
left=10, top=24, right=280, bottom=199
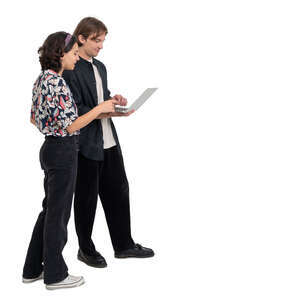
left=77, top=254, right=107, bottom=268
left=22, top=274, right=43, bottom=283
left=114, top=253, right=155, bottom=259
left=46, top=278, right=85, bottom=290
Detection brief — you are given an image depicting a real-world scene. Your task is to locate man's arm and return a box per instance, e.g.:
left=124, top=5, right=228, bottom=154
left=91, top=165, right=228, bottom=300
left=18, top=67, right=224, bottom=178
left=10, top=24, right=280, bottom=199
left=96, top=110, right=135, bottom=119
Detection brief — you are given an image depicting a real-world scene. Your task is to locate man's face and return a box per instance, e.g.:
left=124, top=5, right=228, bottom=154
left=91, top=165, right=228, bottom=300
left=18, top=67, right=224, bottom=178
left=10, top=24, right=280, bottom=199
left=79, top=32, right=106, bottom=58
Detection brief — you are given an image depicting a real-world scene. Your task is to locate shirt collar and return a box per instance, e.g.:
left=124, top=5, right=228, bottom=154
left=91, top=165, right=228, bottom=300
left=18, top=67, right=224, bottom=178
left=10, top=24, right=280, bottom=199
left=79, top=55, right=94, bottom=65
left=46, top=69, right=59, bottom=76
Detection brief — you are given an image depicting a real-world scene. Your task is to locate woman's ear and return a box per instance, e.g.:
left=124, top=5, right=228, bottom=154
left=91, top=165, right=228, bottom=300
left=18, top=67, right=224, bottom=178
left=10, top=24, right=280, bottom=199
left=60, top=54, right=65, bottom=67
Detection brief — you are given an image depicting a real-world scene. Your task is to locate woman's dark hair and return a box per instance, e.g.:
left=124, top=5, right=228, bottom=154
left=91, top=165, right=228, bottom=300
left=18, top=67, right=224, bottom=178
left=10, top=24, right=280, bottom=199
left=38, top=31, right=77, bottom=73
left=73, top=17, right=108, bottom=47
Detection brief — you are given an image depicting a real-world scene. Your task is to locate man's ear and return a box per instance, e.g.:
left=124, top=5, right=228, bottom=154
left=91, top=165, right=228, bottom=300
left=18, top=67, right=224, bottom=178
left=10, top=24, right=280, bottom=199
left=78, top=34, right=86, bottom=44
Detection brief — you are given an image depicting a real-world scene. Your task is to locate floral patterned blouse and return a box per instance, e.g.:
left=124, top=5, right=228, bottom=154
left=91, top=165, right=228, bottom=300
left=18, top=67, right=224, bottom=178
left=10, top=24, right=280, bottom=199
left=30, top=69, right=79, bottom=137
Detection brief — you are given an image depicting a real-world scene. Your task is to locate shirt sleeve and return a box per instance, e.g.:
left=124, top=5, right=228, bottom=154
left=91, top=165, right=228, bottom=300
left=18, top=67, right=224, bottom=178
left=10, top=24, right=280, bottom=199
left=46, top=77, right=78, bottom=131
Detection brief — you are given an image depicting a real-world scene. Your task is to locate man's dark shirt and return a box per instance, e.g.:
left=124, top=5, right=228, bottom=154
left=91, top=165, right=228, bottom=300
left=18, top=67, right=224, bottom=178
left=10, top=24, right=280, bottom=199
left=63, top=56, right=121, bottom=161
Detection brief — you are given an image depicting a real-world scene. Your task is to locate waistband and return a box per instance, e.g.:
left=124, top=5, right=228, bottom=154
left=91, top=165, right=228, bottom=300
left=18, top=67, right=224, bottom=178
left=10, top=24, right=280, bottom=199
left=45, top=135, right=79, bottom=144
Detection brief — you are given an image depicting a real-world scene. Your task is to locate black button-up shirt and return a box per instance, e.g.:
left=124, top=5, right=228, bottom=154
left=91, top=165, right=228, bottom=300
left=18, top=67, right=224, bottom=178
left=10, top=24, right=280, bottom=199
left=63, top=56, right=121, bottom=161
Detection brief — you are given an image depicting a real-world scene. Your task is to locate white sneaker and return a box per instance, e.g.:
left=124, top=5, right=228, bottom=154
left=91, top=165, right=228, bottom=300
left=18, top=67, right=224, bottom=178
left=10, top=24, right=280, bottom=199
left=22, top=271, right=44, bottom=283
left=45, top=274, right=85, bottom=290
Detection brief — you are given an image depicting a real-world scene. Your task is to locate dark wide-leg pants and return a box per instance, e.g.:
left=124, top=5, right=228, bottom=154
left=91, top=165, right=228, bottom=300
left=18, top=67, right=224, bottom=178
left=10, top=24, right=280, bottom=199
left=23, top=135, right=79, bottom=284
left=74, top=146, right=134, bottom=255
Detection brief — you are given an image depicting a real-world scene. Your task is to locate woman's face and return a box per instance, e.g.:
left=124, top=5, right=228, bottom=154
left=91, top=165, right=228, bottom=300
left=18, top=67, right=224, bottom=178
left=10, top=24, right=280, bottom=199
left=61, top=43, right=80, bottom=70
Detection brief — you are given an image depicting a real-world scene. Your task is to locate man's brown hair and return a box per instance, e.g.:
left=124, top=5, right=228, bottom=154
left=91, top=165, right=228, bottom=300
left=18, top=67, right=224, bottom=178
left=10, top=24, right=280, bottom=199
left=73, top=17, right=108, bottom=46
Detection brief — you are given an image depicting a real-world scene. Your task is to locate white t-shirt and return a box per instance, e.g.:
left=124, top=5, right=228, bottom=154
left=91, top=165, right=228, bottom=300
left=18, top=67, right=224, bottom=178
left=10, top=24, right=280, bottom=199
left=89, top=58, right=116, bottom=149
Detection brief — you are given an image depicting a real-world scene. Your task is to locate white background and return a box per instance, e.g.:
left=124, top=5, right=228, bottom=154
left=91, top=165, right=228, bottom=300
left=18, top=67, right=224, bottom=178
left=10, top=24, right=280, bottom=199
left=0, top=0, right=299, bottom=299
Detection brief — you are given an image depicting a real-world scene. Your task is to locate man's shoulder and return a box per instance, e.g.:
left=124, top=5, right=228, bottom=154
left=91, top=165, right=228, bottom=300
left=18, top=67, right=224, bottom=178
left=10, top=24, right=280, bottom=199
left=63, top=63, right=84, bottom=79
left=62, top=69, right=73, bottom=76
left=92, top=58, right=107, bottom=70
left=62, top=69, right=75, bottom=83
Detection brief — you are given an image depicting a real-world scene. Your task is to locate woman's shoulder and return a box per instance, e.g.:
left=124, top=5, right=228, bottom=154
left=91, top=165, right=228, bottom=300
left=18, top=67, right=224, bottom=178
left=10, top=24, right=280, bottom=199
left=41, top=70, right=68, bottom=91
left=33, top=70, right=70, bottom=98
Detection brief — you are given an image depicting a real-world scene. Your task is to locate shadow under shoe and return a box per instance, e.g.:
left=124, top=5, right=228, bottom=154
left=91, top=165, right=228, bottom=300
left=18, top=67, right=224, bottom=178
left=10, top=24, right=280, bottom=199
left=115, top=243, right=155, bottom=258
left=22, top=271, right=44, bottom=283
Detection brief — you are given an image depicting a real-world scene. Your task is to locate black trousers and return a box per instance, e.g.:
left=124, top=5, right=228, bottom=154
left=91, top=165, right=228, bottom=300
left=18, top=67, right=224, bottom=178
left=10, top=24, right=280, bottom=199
left=74, top=146, right=134, bottom=254
left=23, top=135, right=79, bottom=284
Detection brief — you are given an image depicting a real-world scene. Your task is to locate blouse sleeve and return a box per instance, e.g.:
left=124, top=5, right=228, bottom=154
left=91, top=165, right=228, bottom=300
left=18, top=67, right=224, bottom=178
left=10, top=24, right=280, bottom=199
left=46, top=77, right=78, bottom=131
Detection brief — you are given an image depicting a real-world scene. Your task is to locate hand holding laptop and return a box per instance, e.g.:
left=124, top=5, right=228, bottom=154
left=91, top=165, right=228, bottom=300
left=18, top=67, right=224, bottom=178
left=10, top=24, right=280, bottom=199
left=97, top=109, right=135, bottom=119
left=115, top=88, right=158, bottom=113
left=96, top=88, right=157, bottom=119
left=96, top=94, right=132, bottom=119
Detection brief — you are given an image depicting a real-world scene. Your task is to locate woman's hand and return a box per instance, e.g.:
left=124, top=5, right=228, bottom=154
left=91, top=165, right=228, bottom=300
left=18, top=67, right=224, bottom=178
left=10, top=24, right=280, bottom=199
left=96, top=99, right=119, bottom=114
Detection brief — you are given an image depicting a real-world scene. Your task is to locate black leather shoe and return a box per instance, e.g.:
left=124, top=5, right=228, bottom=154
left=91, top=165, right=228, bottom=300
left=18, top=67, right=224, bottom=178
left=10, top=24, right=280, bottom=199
left=77, top=249, right=107, bottom=268
left=114, top=243, right=155, bottom=258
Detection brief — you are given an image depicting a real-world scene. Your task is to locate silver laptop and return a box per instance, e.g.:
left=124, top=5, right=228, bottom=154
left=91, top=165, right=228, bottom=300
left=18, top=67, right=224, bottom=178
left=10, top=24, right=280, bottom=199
left=115, top=88, right=158, bottom=113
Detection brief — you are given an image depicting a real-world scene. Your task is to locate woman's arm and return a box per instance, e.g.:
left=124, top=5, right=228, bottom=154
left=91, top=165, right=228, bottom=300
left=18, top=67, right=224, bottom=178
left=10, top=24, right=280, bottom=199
left=46, top=77, right=118, bottom=135
left=66, top=99, right=119, bottom=134
left=30, top=118, right=35, bottom=125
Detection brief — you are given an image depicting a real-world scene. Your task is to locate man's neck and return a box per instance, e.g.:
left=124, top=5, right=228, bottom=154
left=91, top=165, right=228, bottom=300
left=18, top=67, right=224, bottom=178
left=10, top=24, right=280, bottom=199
left=79, top=48, right=93, bottom=61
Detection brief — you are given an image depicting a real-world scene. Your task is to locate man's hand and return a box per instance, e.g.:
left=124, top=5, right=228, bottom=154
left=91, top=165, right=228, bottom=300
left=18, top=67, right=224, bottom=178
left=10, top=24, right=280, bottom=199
left=112, top=94, right=127, bottom=106
left=96, top=109, right=135, bottom=119
left=96, top=94, right=133, bottom=119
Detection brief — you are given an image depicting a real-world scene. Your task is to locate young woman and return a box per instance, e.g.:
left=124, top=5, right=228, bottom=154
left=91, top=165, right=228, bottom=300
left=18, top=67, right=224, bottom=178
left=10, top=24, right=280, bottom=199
left=22, top=31, right=118, bottom=290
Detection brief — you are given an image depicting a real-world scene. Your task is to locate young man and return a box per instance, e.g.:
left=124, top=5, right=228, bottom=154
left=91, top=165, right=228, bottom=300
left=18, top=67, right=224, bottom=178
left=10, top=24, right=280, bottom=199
left=63, top=17, right=154, bottom=267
